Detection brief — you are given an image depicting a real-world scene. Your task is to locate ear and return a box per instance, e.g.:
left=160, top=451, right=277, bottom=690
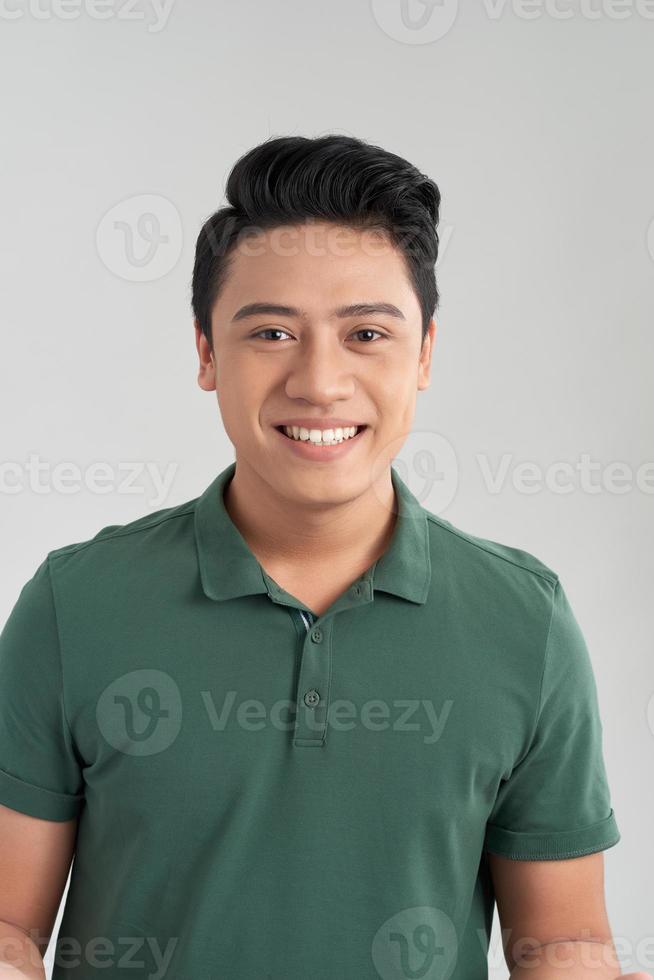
left=417, top=319, right=437, bottom=391
left=195, top=318, right=216, bottom=392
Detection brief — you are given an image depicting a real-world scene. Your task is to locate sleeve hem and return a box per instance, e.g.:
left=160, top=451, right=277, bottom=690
left=483, top=809, right=620, bottom=860
left=0, top=765, right=83, bottom=821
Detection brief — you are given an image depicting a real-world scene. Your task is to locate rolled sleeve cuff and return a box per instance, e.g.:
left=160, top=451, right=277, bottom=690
left=484, top=809, right=620, bottom=860
left=0, top=766, right=83, bottom=821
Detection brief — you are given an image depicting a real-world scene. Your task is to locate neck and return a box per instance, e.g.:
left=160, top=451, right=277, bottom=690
left=222, top=456, right=398, bottom=573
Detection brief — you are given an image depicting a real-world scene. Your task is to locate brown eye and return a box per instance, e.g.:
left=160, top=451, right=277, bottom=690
left=252, top=328, right=293, bottom=341
left=350, top=329, right=385, bottom=342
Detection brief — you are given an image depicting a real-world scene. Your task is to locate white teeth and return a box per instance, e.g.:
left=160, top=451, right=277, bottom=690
left=281, top=425, right=361, bottom=445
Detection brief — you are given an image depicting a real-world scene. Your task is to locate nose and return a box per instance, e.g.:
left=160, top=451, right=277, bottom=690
left=283, top=329, right=356, bottom=406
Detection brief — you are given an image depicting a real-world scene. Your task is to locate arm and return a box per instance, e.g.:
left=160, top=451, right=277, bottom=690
left=488, top=850, right=652, bottom=979
left=0, top=803, right=78, bottom=979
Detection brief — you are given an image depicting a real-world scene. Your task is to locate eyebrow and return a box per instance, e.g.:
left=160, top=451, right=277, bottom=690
left=231, top=302, right=406, bottom=323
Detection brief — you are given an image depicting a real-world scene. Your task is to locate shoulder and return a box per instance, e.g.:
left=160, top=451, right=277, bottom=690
left=425, top=510, right=558, bottom=586
left=44, top=493, right=201, bottom=585
left=422, top=509, right=560, bottom=630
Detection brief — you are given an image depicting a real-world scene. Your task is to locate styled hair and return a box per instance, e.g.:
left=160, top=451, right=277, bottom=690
left=191, top=134, right=441, bottom=348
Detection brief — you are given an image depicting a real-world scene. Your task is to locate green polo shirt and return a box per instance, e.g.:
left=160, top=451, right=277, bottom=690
left=0, top=460, right=620, bottom=980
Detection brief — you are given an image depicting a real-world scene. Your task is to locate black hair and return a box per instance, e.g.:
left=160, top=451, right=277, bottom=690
left=191, top=134, right=441, bottom=348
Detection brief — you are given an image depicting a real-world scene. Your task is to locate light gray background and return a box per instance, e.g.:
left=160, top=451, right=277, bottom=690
left=1, top=1, right=653, bottom=976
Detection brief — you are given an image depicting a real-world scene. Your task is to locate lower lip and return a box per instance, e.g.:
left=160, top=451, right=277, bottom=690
left=273, top=426, right=368, bottom=460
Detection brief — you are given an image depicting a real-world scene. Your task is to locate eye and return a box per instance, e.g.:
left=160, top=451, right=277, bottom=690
left=250, top=326, right=387, bottom=343
left=251, top=327, right=294, bottom=341
left=349, top=328, right=386, bottom=343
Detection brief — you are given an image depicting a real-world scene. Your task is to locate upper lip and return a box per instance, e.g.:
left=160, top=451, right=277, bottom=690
left=273, top=418, right=367, bottom=429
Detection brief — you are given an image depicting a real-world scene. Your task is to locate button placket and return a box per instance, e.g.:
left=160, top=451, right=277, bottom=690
left=293, top=616, right=332, bottom=747
left=283, top=579, right=373, bottom=748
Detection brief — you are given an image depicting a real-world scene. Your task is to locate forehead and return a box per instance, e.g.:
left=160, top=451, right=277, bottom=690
left=216, top=221, right=417, bottom=311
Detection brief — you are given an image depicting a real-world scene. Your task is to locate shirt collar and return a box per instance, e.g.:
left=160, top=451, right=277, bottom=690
left=194, top=461, right=431, bottom=606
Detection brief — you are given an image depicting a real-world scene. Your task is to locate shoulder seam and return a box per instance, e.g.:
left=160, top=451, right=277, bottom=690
left=424, top=512, right=558, bottom=585
left=47, top=501, right=198, bottom=562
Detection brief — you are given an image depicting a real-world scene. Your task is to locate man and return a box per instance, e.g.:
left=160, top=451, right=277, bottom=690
left=0, top=134, right=648, bottom=980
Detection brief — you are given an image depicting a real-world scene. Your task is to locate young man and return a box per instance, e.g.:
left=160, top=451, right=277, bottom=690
left=0, top=135, right=647, bottom=980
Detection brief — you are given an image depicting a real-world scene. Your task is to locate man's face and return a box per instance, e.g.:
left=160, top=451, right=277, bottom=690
left=196, top=220, right=436, bottom=506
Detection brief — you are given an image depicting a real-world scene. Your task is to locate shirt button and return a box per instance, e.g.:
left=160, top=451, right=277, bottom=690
left=310, top=628, right=322, bottom=643
left=351, top=584, right=361, bottom=598
left=304, top=689, right=320, bottom=708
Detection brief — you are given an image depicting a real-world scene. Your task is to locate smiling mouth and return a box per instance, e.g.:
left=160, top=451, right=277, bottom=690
left=275, top=424, right=368, bottom=446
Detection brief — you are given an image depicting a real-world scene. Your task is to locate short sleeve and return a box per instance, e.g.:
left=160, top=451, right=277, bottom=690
left=484, top=577, right=620, bottom=860
left=0, top=558, right=84, bottom=821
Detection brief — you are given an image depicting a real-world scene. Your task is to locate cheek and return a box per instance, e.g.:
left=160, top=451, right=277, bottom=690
left=215, top=358, right=247, bottom=406
left=215, top=365, right=270, bottom=441
left=376, top=375, right=417, bottom=420
left=214, top=380, right=244, bottom=438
